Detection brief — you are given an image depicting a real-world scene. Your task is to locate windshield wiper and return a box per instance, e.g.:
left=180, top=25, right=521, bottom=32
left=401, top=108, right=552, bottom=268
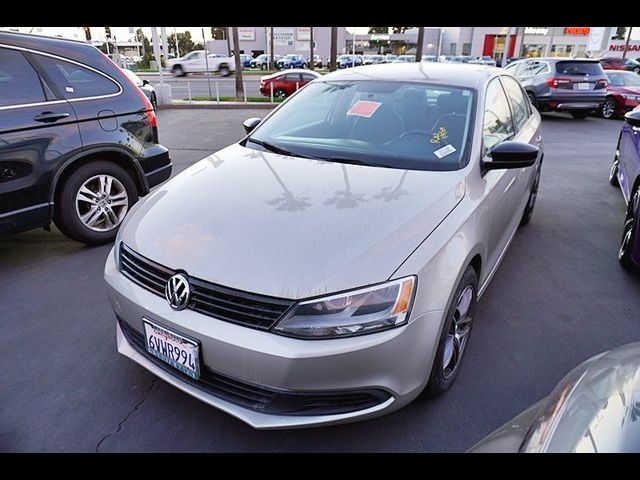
left=246, top=137, right=315, bottom=159
left=322, top=157, right=383, bottom=167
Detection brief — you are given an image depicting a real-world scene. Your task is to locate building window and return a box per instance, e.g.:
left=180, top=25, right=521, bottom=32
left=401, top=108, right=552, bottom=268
left=576, top=44, right=587, bottom=57
left=462, top=43, right=471, bottom=55
left=450, top=43, right=457, bottom=56
left=550, top=45, right=574, bottom=57
left=522, top=44, right=545, bottom=58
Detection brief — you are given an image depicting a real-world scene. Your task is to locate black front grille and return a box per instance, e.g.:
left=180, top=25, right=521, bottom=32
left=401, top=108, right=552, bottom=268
left=119, top=243, right=295, bottom=330
left=119, top=318, right=390, bottom=416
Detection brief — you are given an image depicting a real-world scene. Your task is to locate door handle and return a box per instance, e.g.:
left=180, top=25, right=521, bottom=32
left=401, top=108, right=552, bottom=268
left=33, top=111, right=70, bottom=123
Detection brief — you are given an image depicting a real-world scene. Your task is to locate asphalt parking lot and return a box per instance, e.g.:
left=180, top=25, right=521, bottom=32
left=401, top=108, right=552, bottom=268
left=2, top=108, right=639, bottom=452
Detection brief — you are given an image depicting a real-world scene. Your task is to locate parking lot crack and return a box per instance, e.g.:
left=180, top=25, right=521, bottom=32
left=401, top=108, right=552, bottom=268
left=95, top=377, right=158, bottom=452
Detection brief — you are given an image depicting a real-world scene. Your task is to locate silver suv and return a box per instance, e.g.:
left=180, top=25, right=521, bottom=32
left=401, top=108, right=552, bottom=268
left=504, top=58, right=607, bottom=119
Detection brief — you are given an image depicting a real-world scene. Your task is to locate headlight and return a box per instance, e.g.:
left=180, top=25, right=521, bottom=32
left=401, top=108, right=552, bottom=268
left=274, top=276, right=416, bottom=339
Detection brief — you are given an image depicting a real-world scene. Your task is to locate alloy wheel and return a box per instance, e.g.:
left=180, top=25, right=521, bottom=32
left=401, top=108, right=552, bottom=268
left=442, top=285, right=474, bottom=379
left=602, top=99, right=616, bottom=119
left=75, top=174, right=129, bottom=232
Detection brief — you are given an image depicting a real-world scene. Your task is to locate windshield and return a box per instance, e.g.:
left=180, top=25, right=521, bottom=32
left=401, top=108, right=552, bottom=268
left=122, top=68, right=142, bottom=86
left=607, top=71, right=640, bottom=87
left=245, top=80, right=476, bottom=171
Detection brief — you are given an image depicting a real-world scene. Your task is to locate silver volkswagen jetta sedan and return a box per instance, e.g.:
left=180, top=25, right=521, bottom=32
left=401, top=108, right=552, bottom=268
left=104, top=62, right=543, bottom=429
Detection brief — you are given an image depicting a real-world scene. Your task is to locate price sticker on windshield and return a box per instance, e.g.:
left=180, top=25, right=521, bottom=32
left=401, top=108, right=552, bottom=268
left=434, top=144, right=457, bottom=159
left=347, top=100, right=382, bottom=118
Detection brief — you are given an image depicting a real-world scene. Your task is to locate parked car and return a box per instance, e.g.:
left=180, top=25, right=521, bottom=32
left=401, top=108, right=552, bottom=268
left=250, top=53, right=282, bottom=70
left=504, top=57, right=607, bottom=119
left=470, top=341, right=640, bottom=452
left=258, top=69, right=321, bottom=99
left=475, top=55, right=497, bottom=67
left=364, top=54, right=386, bottom=65
left=105, top=62, right=543, bottom=429
left=393, top=54, right=415, bottom=63
left=600, top=70, right=640, bottom=119
left=121, top=68, right=157, bottom=109
left=385, top=54, right=397, bottom=63
left=167, top=50, right=235, bottom=76
left=609, top=107, right=640, bottom=271
left=599, top=57, right=640, bottom=74
left=421, top=55, right=437, bottom=62
left=239, top=54, right=253, bottom=68
left=309, top=54, right=323, bottom=69
left=439, top=55, right=453, bottom=63
left=337, top=54, right=362, bottom=68
left=276, top=54, right=307, bottom=70
left=0, top=31, right=171, bottom=244
left=450, top=55, right=476, bottom=63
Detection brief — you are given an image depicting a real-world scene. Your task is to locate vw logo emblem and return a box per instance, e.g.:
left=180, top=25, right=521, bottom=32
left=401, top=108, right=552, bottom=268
left=165, top=273, right=191, bottom=311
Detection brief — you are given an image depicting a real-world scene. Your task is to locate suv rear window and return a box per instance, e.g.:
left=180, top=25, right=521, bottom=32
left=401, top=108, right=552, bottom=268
left=555, top=61, right=603, bottom=76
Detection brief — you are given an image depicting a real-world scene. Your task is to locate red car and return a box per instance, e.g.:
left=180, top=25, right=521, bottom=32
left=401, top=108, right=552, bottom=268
left=601, top=70, right=640, bottom=119
left=259, top=69, right=321, bottom=99
left=599, top=57, right=640, bottom=73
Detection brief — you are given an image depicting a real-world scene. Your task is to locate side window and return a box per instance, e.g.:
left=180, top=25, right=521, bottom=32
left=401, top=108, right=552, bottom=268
left=301, top=74, right=317, bottom=82
left=0, top=48, right=46, bottom=107
left=285, top=73, right=301, bottom=83
left=500, top=76, right=530, bottom=130
left=34, top=55, right=120, bottom=99
left=483, top=79, right=515, bottom=152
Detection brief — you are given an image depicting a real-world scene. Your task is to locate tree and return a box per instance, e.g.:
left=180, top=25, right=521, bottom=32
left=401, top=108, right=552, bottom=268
left=134, top=29, right=154, bottom=68
left=232, top=27, right=244, bottom=99
left=210, top=27, right=227, bottom=40
left=392, top=27, right=414, bottom=34
left=168, top=31, right=196, bottom=56
left=330, top=27, right=337, bottom=72
left=415, top=27, right=425, bottom=61
left=368, top=26, right=389, bottom=52
left=309, top=27, right=314, bottom=70
left=613, top=27, right=627, bottom=40
left=270, top=27, right=274, bottom=70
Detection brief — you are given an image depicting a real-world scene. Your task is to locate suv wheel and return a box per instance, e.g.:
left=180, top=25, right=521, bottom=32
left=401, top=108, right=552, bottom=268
left=172, top=65, right=185, bottom=77
left=520, top=161, right=542, bottom=227
left=570, top=110, right=590, bottom=119
left=54, top=161, right=138, bottom=245
left=526, top=91, right=537, bottom=109
left=219, top=65, right=230, bottom=77
left=601, top=98, right=617, bottom=119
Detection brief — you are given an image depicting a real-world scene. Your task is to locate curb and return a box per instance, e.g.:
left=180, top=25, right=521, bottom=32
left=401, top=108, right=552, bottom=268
left=160, top=101, right=276, bottom=110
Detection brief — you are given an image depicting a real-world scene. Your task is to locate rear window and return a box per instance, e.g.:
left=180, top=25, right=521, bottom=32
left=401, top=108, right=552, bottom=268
left=35, top=55, right=120, bottom=99
left=555, top=61, right=603, bottom=76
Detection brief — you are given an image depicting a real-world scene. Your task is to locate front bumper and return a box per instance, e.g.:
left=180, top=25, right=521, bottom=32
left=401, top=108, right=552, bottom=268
left=104, top=249, right=443, bottom=429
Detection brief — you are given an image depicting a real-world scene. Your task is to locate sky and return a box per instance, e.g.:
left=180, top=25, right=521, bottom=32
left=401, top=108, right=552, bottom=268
left=3, top=26, right=639, bottom=42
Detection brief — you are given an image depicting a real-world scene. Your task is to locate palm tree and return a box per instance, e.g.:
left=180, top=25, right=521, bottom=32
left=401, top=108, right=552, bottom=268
left=330, top=27, right=337, bottom=71
left=415, top=27, right=425, bottom=62
left=231, top=27, right=244, bottom=99
left=309, top=27, right=314, bottom=71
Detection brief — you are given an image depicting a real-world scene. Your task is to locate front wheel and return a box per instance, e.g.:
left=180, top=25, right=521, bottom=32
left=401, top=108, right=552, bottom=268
left=526, top=91, right=537, bottom=109
left=520, top=161, right=542, bottom=227
left=620, top=189, right=640, bottom=272
left=610, top=143, right=620, bottom=186
left=601, top=98, right=617, bottom=119
left=219, top=65, right=230, bottom=77
left=172, top=65, right=185, bottom=77
left=570, top=110, right=590, bottom=119
left=634, top=67, right=640, bottom=74
left=425, top=266, right=478, bottom=396
left=54, top=161, right=138, bottom=245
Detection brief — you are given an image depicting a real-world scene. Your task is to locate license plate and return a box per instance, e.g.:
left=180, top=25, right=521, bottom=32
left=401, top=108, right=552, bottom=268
left=143, top=319, right=200, bottom=380
left=577, top=82, right=590, bottom=90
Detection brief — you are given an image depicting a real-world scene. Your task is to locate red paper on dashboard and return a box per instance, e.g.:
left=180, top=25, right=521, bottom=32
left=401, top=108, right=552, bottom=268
left=347, top=100, right=382, bottom=118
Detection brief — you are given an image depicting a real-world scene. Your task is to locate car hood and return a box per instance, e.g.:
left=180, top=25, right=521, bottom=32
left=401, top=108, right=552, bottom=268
left=120, top=143, right=465, bottom=299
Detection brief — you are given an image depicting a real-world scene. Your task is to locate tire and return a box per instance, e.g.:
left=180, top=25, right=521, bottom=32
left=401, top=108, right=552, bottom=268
left=274, top=89, right=287, bottom=99
left=610, top=140, right=621, bottom=187
left=520, top=160, right=542, bottom=227
left=570, top=110, right=590, bottom=119
left=54, top=161, right=138, bottom=246
left=425, top=265, right=478, bottom=396
left=601, top=97, right=617, bottom=119
left=302, top=62, right=308, bottom=69
left=619, top=189, right=640, bottom=272
left=526, top=91, right=537, bottom=109
left=219, top=65, right=230, bottom=77
left=634, top=67, right=640, bottom=74
left=172, top=65, right=185, bottom=77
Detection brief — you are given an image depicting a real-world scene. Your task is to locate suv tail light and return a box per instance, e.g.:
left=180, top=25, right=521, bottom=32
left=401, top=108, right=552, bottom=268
left=595, top=79, right=607, bottom=89
left=546, top=77, right=572, bottom=89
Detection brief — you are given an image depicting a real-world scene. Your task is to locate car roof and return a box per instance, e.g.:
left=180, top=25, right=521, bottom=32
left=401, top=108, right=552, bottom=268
left=321, top=62, right=499, bottom=89
left=520, top=57, right=599, bottom=62
left=263, top=68, right=320, bottom=79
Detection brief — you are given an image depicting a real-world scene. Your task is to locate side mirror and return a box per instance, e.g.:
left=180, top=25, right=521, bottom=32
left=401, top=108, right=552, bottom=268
left=484, top=141, right=539, bottom=170
left=142, top=79, right=150, bottom=86
left=243, top=117, right=261, bottom=134
left=625, top=110, right=640, bottom=128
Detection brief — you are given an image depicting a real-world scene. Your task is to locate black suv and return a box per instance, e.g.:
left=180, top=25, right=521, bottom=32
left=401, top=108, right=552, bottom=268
left=0, top=32, right=172, bottom=245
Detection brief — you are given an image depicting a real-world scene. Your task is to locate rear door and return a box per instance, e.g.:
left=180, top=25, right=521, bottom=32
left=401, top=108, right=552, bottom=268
left=284, top=73, right=302, bottom=95
left=0, top=46, right=81, bottom=235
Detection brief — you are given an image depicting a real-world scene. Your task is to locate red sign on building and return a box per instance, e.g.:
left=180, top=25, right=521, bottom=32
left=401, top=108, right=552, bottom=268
left=564, top=27, right=591, bottom=35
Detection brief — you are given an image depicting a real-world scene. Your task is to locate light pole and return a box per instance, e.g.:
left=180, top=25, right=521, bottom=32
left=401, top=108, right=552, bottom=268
left=174, top=27, right=180, bottom=57
left=622, top=27, right=633, bottom=60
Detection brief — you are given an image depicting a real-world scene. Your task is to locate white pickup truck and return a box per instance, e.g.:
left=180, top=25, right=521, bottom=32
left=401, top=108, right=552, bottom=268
left=166, top=50, right=236, bottom=77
